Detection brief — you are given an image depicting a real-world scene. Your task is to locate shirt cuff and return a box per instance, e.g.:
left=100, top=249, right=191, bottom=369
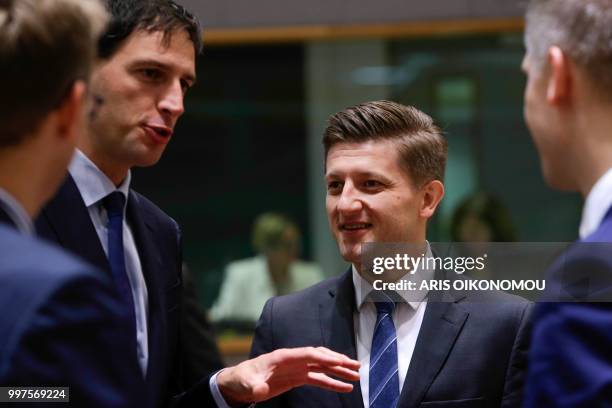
left=210, top=370, right=232, bottom=408
left=209, top=370, right=256, bottom=408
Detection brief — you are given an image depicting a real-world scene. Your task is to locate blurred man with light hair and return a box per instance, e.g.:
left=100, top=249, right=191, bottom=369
left=0, top=0, right=146, bottom=406
left=521, top=0, right=612, bottom=405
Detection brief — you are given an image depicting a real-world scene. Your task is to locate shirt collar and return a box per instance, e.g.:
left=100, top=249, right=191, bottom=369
left=352, top=242, right=434, bottom=311
left=579, top=167, right=612, bottom=239
left=69, top=149, right=131, bottom=208
left=0, top=187, right=33, bottom=235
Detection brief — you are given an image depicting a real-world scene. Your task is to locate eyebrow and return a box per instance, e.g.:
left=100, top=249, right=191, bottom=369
left=325, top=171, right=389, bottom=181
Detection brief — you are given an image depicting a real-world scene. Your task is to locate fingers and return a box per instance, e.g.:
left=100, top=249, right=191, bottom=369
left=232, top=347, right=360, bottom=403
left=273, top=346, right=360, bottom=370
left=306, top=363, right=360, bottom=382
left=314, top=347, right=361, bottom=369
left=305, top=372, right=355, bottom=393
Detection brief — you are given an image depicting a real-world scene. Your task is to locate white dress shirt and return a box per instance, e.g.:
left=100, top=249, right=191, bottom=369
left=69, top=149, right=149, bottom=374
left=352, top=245, right=434, bottom=407
left=0, top=187, right=33, bottom=235
left=580, top=167, right=612, bottom=240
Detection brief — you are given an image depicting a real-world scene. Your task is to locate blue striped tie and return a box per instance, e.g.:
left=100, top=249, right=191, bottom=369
left=369, top=300, right=399, bottom=408
left=102, top=191, right=136, bottom=338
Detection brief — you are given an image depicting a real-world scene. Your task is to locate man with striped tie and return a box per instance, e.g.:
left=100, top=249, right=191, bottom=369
left=250, top=100, right=532, bottom=407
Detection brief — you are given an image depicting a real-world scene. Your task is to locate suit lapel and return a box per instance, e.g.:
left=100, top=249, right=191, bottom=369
left=398, top=292, right=468, bottom=408
left=126, top=191, right=165, bottom=389
left=38, top=175, right=109, bottom=271
left=320, top=269, right=364, bottom=408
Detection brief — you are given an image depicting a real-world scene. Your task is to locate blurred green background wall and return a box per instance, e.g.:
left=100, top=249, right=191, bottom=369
left=132, top=4, right=582, bottom=307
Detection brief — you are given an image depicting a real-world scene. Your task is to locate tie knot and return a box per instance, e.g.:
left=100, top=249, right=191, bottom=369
left=374, top=301, right=395, bottom=315
left=102, top=191, right=125, bottom=217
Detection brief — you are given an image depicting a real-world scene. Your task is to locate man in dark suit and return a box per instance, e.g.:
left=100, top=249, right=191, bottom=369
left=0, top=0, right=145, bottom=406
left=35, top=1, right=360, bottom=406
left=251, top=101, right=532, bottom=407
left=521, top=0, right=612, bottom=405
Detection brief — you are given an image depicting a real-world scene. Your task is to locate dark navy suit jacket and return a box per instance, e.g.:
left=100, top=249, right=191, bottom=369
left=524, top=207, right=612, bottom=407
left=251, top=269, right=532, bottom=408
left=0, top=210, right=144, bottom=407
left=35, top=176, right=218, bottom=408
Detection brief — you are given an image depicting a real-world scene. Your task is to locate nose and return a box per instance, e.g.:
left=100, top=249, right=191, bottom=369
left=337, top=182, right=363, bottom=214
left=158, top=81, right=185, bottom=120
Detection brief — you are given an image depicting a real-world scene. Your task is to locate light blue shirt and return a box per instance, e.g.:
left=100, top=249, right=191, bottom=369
left=69, top=149, right=149, bottom=375
left=580, top=167, right=612, bottom=239
left=210, top=370, right=255, bottom=408
left=0, top=187, right=33, bottom=235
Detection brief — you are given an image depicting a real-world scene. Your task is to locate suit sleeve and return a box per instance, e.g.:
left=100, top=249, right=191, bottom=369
left=180, top=263, right=224, bottom=384
left=169, top=221, right=223, bottom=391
left=5, top=271, right=146, bottom=408
left=523, top=302, right=612, bottom=407
left=523, top=244, right=612, bottom=407
left=168, top=222, right=223, bottom=408
left=500, top=301, right=533, bottom=408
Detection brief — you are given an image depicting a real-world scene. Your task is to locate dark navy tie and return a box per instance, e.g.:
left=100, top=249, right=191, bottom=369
left=102, top=191, right=136, bottom=336
left=369, top=299, right=399, bottom=408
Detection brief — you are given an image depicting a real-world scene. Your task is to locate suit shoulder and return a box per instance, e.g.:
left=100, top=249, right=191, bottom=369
left=0, top=226, right=99, bottom=285
left=458, top=292, right=532, bottom=331
left=0, top=228, right=116, bottom=369
left=447, top=274, right=532, bottom=320
left=468, top=288, right=531, bottom=306
left=0, top=229, right=107, bottom=318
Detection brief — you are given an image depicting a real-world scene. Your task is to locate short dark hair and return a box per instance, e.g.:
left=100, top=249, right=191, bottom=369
left=0, top=0, right=107, bottom=148
left=98, top=0, right=202, bottom=59
left=526, top=0, right=612, bottom=98
left=323, top=100, right=447, bottom=187
left=450, top=192, right=517, bottom=242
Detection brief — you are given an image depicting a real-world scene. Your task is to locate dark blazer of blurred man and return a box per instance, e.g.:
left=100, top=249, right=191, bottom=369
left=251, top=101, right=532, bottom=408
left=521, top=0, right=612, bottom=406
left=0, top=1, right=144, bottom=406
left=35, top=1, right=360, bottom=407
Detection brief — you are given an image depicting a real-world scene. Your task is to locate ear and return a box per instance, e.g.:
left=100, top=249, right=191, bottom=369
left=55, top=80, right=87, bottom=142
left=546, top=46, right=572, bottom=105
left=419, top=180, right=444, bottom=219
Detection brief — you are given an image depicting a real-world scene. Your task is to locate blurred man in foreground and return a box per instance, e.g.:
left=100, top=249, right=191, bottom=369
left=0, top=0, right=145, bottom=406
left=251, top=101, right=532, bottom=407
left=35, top=0, right=359, bottom=406
left=522, top=0, right=612, bottom=405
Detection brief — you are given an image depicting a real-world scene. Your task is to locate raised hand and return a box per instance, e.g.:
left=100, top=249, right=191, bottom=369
left=217, top=346, right=360, bottom=404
